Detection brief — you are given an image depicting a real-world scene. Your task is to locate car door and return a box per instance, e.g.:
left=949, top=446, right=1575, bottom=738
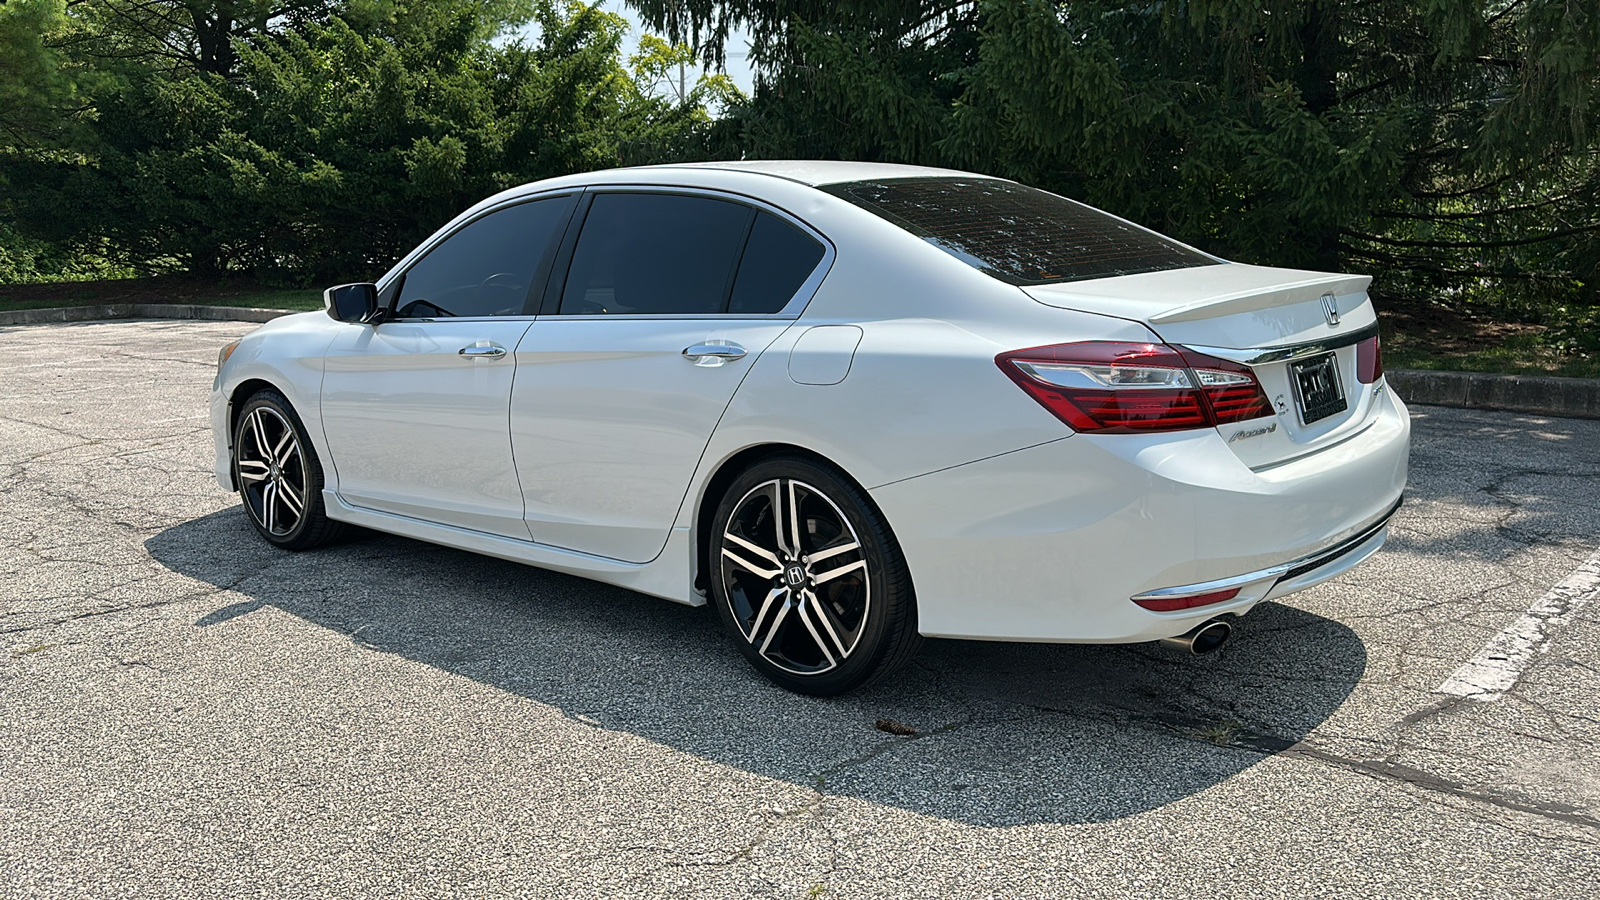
left=510, top=190, right=832, bottom=563
left=320, top=193, right=577, bottom=538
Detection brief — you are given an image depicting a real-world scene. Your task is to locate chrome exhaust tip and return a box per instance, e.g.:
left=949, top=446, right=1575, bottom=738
left=1159, top=618, right=1233, bottom=655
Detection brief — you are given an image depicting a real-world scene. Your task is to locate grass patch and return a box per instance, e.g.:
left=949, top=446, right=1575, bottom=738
left=0, top=276, right=322, bottom=312
left=1376, top=295, right=1599, bottom=381
left=1385, top=331, right=1600, bottom=380
left=1186, top=719, right=1244, bottom=746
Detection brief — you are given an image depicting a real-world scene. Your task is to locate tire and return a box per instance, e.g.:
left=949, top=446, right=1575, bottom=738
left=708, top=455, right=921, bottom=695
left=232, top=388, right=347, bottom=551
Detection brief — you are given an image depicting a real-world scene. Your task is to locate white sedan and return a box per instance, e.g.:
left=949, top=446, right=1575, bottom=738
left=211, top=161, right=1409, bottom=695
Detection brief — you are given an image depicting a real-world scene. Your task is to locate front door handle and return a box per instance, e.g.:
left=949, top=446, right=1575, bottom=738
left=459, top=345, right=507, bottom=359
left=683, top=342, right=747, bottom=366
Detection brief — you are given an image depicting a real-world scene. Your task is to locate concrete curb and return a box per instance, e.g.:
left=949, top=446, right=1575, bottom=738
left=0, top=303, right=295, bottom=326
left=1387, top=369, right=1600, bottom=421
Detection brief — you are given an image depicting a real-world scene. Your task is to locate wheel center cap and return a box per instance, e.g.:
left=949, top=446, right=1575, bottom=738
left=784, top=564, right=807, bottom=587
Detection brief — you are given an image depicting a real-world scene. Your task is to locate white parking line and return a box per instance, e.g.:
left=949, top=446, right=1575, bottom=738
left=1438, top=546, right=1600, bottom=701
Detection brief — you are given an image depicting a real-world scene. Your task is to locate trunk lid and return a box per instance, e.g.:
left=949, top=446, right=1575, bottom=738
left=1022, top=263, right=1386, bottom=469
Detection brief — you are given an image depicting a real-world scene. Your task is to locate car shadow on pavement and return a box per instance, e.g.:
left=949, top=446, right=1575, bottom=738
left=147, top=509, right=1367, bottom=828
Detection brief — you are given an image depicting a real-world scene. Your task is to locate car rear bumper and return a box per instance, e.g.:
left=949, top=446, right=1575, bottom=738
left=869, top=386, right=1410, bottom=642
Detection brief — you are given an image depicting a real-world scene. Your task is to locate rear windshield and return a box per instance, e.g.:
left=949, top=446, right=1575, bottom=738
left=822, top=178, right=1218, bottom=285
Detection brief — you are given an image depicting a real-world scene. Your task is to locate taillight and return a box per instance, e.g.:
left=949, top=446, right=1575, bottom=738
left=1178, top=349, right=1275, bottom=424
left=1356, top=334, right=1383, bottom=384
left=997, top=341, right=1272, bottom=434
left=996, top=342, right=1205, bottom=433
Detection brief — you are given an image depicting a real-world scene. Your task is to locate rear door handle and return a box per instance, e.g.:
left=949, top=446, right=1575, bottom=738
left=682, top=343, right=747, bottom=366
left=459, top=345, right=507, bottom=359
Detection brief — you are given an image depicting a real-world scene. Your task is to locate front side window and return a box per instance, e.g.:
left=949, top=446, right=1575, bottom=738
left=822, top=178, right=1217, bottom=285
left=394, top=196, right=573, bottom=318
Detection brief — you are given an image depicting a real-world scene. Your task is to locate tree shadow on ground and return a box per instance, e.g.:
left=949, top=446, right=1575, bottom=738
left=1391, top=407, right=1600, bottom=563
left=147, top=508, right=1367, bottom=827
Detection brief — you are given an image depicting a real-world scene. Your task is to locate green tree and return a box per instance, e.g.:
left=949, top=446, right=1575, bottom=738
left=0, top=0, right=85, bottom=146
left=2, top=0, right=733, bottom=283
left=636, top=1, right=1600, bottom=311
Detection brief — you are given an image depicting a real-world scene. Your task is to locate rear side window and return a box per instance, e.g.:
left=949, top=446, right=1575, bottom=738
left=560, top=193, right=753, bottom=315
left=729, top=212, right=826, bottom=314
left=395, top=196, right=572, bottom=318
left=823, top=178, right=1217, bottom=285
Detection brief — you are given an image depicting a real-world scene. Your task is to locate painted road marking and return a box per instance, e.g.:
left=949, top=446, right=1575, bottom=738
left=1438, top=546, right=1600, bottom=701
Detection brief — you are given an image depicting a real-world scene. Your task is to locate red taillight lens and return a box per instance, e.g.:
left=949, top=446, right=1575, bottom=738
left=1177, top=349, right=1274, bottom=424
left=997, top=341, right=1272, bottom=434
left=995, top=342, right=1207, bottom=433
left=1356, top=334, right=1383, bottom=384
left=1133, top=588, right=1240, bottom=612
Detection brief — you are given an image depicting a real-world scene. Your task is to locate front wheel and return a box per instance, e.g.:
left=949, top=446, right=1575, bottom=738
left=709, top=456, right=921, bottom=695
left=232, top=389, right=346, bottom=551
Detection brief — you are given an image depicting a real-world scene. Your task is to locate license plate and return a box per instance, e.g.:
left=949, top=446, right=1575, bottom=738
left=1290, top=352, right=1347, bottom=425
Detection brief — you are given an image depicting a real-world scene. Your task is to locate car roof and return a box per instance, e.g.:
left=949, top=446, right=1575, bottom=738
left=640, top=160, right=996, bottom=187
left=469, top=161, right=1006, bottom=218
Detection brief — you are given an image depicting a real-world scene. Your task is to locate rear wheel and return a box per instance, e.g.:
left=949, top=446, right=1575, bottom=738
left=709, top=456, right=920, bottom=695
left=233, top=389, right=346, bottom=550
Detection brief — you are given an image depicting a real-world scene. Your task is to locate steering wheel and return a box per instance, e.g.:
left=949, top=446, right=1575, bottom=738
left=398, top=298, right=457, bottom=318
left=477, top=272, right=529, bottom=316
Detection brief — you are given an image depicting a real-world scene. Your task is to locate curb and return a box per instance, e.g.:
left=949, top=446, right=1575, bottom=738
left=1387, top=369, right=1600, bottom=421
left=0, top=303, right=295, bottom=327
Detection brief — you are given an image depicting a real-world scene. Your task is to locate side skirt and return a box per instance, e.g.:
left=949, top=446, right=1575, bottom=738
left=322, top=491, right=703, bottom=607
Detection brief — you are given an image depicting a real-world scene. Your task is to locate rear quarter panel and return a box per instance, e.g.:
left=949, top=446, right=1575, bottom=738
left=696, top=198, right=1168, bottom=491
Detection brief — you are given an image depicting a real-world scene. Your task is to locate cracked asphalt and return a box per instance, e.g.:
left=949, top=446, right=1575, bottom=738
left=3, top=320, right=1598, bottom=899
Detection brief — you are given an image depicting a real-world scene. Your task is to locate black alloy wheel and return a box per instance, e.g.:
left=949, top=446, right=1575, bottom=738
left=709, top=455, right=920, bottom=695
left=233, top=389, right=346, bottom=550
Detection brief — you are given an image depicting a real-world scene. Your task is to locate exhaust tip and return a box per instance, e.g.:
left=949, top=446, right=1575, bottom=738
left=1159, top=618, right=1233, bottom=655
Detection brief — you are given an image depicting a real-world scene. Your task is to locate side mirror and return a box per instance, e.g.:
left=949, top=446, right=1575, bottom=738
left=325, top=283, right=380, bottom=323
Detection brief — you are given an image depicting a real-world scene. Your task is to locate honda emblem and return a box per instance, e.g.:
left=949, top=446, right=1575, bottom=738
left=1320, top=293, right=1340, bottom=327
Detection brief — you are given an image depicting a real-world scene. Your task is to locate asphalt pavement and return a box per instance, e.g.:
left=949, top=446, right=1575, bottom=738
left=2, top=320, right=1597, bottom=899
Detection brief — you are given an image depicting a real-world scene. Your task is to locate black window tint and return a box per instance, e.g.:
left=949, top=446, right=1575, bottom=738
left=728, top=212, right=826, bottom=314
left=560, top=193, right=753, bottom=315
left=823, top=179, right=1217, bottom=285
left=396, top=197, right=570, bottom=318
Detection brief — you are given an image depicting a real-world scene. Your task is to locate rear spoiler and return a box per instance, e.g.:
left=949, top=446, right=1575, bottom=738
left=1149, top=274, right=1372, bottom=325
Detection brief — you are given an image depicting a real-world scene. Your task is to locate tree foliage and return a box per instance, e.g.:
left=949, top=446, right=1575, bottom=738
left=0, top=0, right=85, bottom=146
left=637, top=0, right=1600, bottom=311
left=0, top=0, right=736, bottom=282
left=4, top=0, right=1596, bottom=322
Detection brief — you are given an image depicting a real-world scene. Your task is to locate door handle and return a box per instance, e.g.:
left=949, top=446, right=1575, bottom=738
left=459, top=345, right=507, bottom=359
left=682, top=343, right=747, bottom=366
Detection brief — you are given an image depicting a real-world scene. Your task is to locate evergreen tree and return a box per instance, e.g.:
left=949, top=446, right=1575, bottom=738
left=635, top=1, right=1600, bottom=311
left=1, top=0, right=734, bottom=282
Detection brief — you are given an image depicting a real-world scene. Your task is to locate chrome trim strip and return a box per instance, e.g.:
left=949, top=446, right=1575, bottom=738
left=1182, top=321, right=1379, bottom=366
left=1130, top=496, right=1402, bottom=601
left=1129, top=565, right=1288, bottom=602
